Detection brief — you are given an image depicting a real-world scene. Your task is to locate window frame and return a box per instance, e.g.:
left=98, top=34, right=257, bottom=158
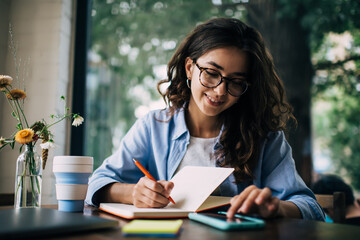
left=70, top=0, right=92, bottom=156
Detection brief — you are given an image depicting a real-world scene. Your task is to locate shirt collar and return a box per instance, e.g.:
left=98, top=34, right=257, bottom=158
left=171, top=107, right=189, bottom=140
left=171, top=105, right=225, bottom=150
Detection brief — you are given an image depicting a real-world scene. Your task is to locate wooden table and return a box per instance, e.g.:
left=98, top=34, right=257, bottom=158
left=2, top=205, right=360, bottom=239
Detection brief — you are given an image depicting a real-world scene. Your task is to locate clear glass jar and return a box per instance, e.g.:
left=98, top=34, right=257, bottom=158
left=14, top=144, right=42, bottom=208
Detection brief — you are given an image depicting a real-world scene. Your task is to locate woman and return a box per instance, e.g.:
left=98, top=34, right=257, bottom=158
left=85, top=18, right=324, bottom=220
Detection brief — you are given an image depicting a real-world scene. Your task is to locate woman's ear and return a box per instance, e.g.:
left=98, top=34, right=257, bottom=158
left=185, top=57, right=193, bottom=80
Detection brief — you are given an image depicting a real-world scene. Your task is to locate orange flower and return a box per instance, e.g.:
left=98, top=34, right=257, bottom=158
left=15, top=129, right=34, bottom=144
left=7, top=89, right=26, bottom=100
left=0, top=75, right=13, bottom=91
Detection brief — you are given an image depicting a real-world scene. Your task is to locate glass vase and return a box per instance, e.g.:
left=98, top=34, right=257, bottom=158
left=14, top=144, right=42, bottom=208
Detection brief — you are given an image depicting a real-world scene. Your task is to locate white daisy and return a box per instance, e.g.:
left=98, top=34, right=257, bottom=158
left=72, top=115, right=84, bottom=127
left=40, top=141, right=55, bottom=150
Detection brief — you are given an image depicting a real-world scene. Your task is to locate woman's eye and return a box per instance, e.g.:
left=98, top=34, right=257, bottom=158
left=231, top=79, right=245, bottom=84
left=205, top=69, right=219, bottom=77
left=232, top=80, right=242, bottom=85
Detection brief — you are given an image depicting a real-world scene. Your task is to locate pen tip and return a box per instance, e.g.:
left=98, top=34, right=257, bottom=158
left=132, top=158, right=136, bottom=162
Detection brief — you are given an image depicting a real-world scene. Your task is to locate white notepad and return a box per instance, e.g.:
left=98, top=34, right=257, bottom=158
left=99, top=166, right=234, bottom=219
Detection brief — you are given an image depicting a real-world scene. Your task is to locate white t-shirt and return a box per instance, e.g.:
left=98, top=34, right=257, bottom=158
left=175, top=136, right=217, bottom=173
left=175, top=136, right=220, bottom=195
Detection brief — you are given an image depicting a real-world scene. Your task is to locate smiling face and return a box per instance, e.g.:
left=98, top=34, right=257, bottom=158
left=185, top=47, right=249, bottom=121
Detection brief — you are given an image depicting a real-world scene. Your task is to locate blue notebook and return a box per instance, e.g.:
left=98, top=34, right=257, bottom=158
left=0, top=208, right=118, bottom=239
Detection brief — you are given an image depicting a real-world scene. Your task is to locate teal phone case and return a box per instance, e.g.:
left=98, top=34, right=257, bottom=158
left=188, top=211, right=265, bottom=231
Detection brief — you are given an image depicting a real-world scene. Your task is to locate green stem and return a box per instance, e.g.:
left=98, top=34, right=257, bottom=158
left=4, top=87, right=24, bottom=129
left=22, top=166, right=26, bottom=206
left=14, top=163, right=26, bottom=206
left=29, top=146, right=41, bottom=207
left=36, top=114, right=72, bottom=141
left=46, top=114, right=72, bottom=129
left=29, top=147, right=36, bottom=204
left=36, top=97, right=73, bottom=137
left=28, top=144, right=41, bottom=206
left=14, top=99, right=29, bottom=128
left=14, top=104, right=24, bottom=129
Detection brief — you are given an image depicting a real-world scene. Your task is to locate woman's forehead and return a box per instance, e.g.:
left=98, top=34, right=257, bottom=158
left=197, top=47, right=249, bottom=73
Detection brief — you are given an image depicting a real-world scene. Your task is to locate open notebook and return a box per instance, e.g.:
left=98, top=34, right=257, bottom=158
left=100, top=166, right=234, bottom=219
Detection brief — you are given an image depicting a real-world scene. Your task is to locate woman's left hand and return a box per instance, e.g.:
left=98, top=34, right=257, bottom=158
left=226, top=185, right=280, bottom=219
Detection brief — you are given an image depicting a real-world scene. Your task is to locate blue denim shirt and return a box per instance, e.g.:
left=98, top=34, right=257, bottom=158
left=86, top=108, right=325, bottom=221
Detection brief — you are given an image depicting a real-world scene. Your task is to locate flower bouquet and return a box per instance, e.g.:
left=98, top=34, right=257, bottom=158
left=0, top=74, right=84, bottom=208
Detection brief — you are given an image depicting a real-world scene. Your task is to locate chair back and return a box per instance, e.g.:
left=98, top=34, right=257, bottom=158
left=315, top=192, right=346, bottom=223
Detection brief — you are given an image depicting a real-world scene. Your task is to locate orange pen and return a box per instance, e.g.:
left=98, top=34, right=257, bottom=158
left=133, top=158, right=176, bottom=204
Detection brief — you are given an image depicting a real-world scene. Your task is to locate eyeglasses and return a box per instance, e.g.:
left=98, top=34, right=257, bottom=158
left=195, top=63, right=249, bottom=97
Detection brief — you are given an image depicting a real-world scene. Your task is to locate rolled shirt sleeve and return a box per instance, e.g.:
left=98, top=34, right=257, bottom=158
left=253, top=131, right=325, bottom=220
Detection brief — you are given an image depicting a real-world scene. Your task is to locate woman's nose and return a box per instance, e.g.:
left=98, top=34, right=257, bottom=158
left=213, top=80, right=227, bottom=96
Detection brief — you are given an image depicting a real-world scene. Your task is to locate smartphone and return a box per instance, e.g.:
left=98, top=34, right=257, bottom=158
left=188, top=211, right=265, bottom=231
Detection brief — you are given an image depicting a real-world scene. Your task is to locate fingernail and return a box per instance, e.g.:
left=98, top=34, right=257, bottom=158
left=240, top=206, right=246, bottom=212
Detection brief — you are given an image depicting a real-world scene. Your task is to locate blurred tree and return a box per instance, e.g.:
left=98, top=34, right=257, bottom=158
left=87, top=0, right=360, bottom=189
left=312, top=30, right=360, bottom=190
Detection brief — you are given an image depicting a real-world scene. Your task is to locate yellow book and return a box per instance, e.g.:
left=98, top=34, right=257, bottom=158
left=122, top=219, right=183, bottom=237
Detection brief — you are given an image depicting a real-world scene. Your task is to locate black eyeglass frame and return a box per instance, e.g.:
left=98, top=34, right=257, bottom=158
left=194, top=62, right=249, bottom=97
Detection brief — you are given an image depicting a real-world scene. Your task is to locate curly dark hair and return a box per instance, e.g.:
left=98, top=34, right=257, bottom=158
left=157, top=18, right=296, bottom=183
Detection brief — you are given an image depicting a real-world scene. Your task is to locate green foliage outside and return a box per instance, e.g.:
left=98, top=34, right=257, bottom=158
left=300, top=0, right=360, bottom=189
left=312, top=29, right=360, bottom=189
left=313, top=88, right=360, bottom=189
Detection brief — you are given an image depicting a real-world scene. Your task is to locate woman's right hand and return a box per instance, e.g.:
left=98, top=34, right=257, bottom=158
left=132, top=177, right=174, bottom=208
